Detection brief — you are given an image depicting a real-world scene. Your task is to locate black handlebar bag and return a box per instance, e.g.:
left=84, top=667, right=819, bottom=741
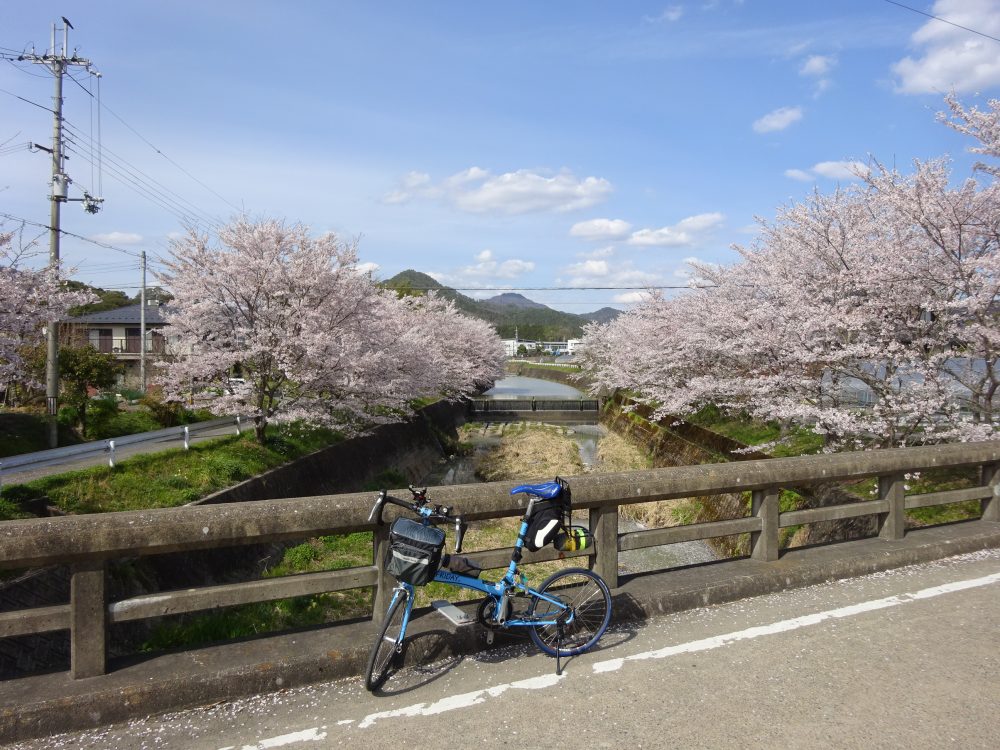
left=385, top=517, right=446, bottom=586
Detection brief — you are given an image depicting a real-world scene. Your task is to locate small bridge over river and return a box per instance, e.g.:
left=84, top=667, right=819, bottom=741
left=467, top=396, right=600, bottom=423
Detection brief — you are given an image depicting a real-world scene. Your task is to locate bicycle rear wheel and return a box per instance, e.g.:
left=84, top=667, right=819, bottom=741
left=527, top=567, right=611, bottom=657
left=364, top=588, right=409, bottom=691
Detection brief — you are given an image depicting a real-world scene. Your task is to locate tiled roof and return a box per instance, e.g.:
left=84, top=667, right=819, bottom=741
left=68, top=303, right=172, bottom=325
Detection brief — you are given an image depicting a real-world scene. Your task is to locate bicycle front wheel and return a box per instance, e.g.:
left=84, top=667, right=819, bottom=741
left=527, top=567, right=612, bottom=657
left=364, top=588, right=409, bottom=691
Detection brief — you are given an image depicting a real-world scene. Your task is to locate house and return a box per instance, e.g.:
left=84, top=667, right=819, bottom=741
left=64, top=302, right=173, bottom=388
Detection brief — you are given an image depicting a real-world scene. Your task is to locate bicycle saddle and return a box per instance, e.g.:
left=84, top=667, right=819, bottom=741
left=510, top=481, right=563, bottom=499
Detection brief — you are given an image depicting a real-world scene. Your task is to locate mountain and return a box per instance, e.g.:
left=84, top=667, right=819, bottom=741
left=580, top=307, right=622, bottom=325
left=382, top=270, right=621, bottom=340
left=480, top=293, right=549, bottom=311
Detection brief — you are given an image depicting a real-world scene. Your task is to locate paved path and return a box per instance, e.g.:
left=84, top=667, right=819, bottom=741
left=0, top=423, right=243, bottom=486
left=13, top=549, right=1000, bottom=749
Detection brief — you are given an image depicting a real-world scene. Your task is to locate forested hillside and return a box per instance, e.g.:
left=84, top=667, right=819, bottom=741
left=383, top=270, right=620, bottom=340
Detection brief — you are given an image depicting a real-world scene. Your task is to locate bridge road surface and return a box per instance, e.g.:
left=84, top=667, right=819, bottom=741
left=13, top=550, right=1000, bottom=750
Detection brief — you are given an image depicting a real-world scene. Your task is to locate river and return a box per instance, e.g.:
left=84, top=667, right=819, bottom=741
left=421, top=377, right=717, bottom=572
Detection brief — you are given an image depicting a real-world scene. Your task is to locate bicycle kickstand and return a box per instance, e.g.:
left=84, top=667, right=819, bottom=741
left=555, top=631, right=563, bottom=676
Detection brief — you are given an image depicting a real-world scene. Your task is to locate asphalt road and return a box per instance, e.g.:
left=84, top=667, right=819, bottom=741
left=0, top=423, right=243, bottom=487
left=13, top=548, right=1000, bottom=750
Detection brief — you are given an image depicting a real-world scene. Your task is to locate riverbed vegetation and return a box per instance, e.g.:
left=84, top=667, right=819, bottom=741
left=474, top=423, right=584, bottom=481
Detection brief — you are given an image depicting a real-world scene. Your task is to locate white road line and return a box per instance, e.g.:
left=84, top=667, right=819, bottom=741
left=222, top=567, right=1000, bottom=748
left=591, top=570, right=1000, bottom=674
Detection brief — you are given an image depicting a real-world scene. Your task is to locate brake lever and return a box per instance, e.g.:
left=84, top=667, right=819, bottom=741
left=368, top=489, right=387, bottom=523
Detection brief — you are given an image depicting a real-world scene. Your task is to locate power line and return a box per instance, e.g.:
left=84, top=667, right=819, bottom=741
left=62, top=121, right=224, bottom=230
left=62, top=136, right=222, bottom=231
left=7, top=47, right=237, bottom=222
left=0, top=211, right=143, bottom=257
left=395, top=285, right=694, bottom=291
left=96, top=99, right=242, bottom=213
left=881, top=0, right=1000, bottom=45
left=0, top=85, right=54, bottom=112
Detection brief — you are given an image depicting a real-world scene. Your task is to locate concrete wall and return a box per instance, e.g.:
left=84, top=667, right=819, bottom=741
left=198, top=399, right=466, bottom=504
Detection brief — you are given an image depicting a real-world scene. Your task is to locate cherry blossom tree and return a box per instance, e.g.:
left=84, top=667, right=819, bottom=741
left=0, top=225, right=93, bottom=396
left=583, top=97, right=999, bottom=450
left=158, top=217, right=503, bottom=442
left=940, top=94, right=1000, bottom=178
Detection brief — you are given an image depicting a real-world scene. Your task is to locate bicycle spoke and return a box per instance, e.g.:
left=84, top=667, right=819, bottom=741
left=528, top=568, right=611, bottom=658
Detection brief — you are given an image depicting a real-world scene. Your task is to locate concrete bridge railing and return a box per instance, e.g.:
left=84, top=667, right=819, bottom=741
left=467, top=397, right=600, bottom=423
left=0, top=441, right=998, bottom=680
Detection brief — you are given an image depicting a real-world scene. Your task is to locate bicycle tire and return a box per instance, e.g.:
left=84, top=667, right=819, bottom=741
left=527, top=567, right=611, bottom=657
left=364, top=588, right=408, bottom=691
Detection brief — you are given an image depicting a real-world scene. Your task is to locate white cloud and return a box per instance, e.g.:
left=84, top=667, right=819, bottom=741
left=613, top=291, right=652, bottom=304
left=383, top=167, right=612, bottom=215
left=800, top=54, right=836, bottom=77
left=444, top=167, right=490, bottom=187
left=784, top=168, right=813, bottom=181
left=90, top=231, right=144, bottom=245
left=381, top=171, right=435, bottom=204
left=436, top=249, right=536, bottom=285
left=570, top=218, right=633, bottom=241
left=799, top=54, right=836, bottom=97
left=578, top=245, right=616, bottom=259
left=452, top=169, right=612, bottom=214
left=786, top=160, right=869, bottom=181
left=892, top=0, right=1000, bottom=94
left=355, top=261, right=380, bottom=276
left=644, top=6, right=684, bottom=23
left=752, top=106, right=803, bottom=133
left=560, top=256, right=660, bottom=289
left=813, top=160, right=869, bottom=180
left=628, top=212, right=724, bottom=247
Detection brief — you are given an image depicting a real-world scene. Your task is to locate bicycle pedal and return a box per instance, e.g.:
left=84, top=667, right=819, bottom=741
left=431, top=600, right=475, bottom=627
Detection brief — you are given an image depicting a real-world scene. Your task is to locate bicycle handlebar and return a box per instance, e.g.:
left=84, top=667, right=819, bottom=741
left=368, top=488, right=467, bottom=554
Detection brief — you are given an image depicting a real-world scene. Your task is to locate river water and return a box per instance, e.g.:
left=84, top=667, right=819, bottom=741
left=483, top=375, right=585, bottom=399
left=421, top=377, right=717, bottom=572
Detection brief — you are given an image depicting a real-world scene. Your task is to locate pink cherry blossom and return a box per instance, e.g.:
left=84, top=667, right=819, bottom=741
left=157, top=217, right=503, bottom=441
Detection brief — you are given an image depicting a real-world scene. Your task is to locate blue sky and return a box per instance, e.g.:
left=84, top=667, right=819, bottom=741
left=3, top=1, right=1000, bottom=313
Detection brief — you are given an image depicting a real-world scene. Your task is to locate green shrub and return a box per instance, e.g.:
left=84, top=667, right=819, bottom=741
left=88, top=409, right=161, bottom=440
left=282, top=543, right=320, bottom=570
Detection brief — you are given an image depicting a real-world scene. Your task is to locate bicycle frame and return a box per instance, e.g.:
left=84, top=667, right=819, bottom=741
left=390, top=509, right=574, bottom=631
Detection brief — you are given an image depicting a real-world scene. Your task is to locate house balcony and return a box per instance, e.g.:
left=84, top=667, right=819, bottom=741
left=91, top=336, right=167, bottom=357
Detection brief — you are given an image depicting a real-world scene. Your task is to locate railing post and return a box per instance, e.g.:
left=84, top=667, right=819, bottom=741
left=878, top=473, right=906, bottom=540
left=589, top=503, right=618, bottom=589
left=235, top=416, right=242, bottom=436
left=372, top=523, right=392, bottom=627
left=70, top=560, right=107, bottom=678
left=750, top=488, right=780, bottom=561
left=107, top=440, right=115, bottom=468
left=183, top=425, right=190, bottom=450
left=982, top=462, right=999, bottom=523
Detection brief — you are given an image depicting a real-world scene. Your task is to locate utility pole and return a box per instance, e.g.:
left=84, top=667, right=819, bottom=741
left=140, top=250, right=147, bottom=393
left=19, top=19, right=102, bottom=447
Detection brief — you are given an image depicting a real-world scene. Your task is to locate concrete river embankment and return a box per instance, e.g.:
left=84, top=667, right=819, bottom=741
left=424, top=376, right=718, bottom=571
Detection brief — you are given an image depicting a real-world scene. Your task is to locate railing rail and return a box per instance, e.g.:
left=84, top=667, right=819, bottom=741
left=0, top=415, right=251, bottom=487
left=0, top=440, right=997, bottom=679
left=469, top=397, right=599, bottom=412
left=89, top=336, right=167, bottom=355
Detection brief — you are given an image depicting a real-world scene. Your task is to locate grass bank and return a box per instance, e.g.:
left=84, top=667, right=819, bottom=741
left=0, top=423, right=342, bottom=520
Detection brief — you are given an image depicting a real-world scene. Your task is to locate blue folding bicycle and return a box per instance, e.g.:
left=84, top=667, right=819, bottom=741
left=364, top=479, right=612, bottom=691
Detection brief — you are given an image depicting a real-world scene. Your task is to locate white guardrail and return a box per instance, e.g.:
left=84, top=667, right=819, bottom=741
left=0, top=415, right=251, bottom=488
